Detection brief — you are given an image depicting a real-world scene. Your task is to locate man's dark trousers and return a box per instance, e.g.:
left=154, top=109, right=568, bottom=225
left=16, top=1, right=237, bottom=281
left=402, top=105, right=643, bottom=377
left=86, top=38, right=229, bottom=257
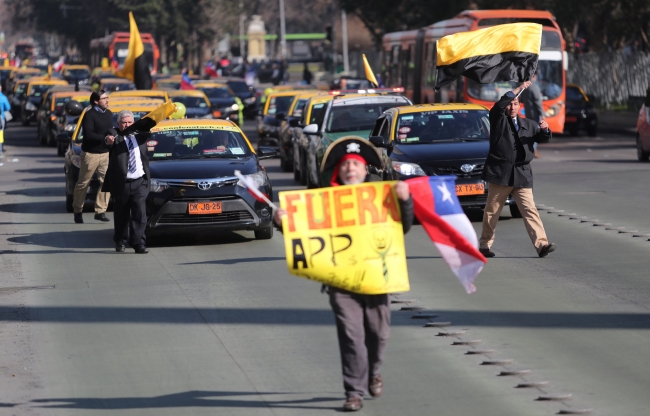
left=329, top=288, right=391, bottom=399
left=113, top=177, right=148, bottom=247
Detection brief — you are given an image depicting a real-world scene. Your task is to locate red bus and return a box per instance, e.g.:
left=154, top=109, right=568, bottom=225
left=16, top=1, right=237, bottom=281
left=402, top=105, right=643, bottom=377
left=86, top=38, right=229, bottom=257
left=89, top=32, right=160, bottom=74
left=382, top=10, right=568, bottom=133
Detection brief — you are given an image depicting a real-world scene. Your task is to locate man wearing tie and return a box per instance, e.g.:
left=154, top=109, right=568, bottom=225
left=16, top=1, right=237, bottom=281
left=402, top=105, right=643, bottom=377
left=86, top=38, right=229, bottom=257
left=103, top=110, right=151, bottom=254
left=479, top=81, right=556, bottom=258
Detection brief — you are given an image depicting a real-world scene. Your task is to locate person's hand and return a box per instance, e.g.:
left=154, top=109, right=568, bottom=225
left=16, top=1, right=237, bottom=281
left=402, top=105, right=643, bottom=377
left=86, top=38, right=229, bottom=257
left=539, top=119, right=550, bottom=132
left=394, top=181, right=410, bottom=201
left=273, top=208, right=287, bottom=227
left=513, top=81, right=532, bottom=96
left=105, top=135, right=115, bottom=145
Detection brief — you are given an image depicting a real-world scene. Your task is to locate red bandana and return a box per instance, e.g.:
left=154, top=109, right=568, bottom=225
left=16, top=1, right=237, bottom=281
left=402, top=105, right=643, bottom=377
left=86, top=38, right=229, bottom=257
left=330, top=154, right=367, bottom=186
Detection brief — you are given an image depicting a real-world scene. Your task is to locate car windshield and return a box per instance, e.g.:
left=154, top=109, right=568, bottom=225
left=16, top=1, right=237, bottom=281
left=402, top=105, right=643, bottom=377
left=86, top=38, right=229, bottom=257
left=199, top=87, right=233, bottom=99
left=292, top=99, right=309, bottom=117
left=54, top=97, right=90, bottom=115
left=172, top=96, right=209, bottom=108
left=227, top=81, right=249, bottom=93
left=64, top=69, right=90, bottom=79
left=566, top=87, right=585, bottom=103
left=159, top=81, right=181, bottom=89
left=29, top=85, right=53, bottom=97
left=467, top=60, right=563, bottom=102
left=0, top=70, right=12, bottom=79
left=327, top=103, right=399, bottom=133
left=15, top=84, right=28, bottom=94
left=147, top=127, right=252, bottom=160
left=268, top=96, right=294, bottom=115
left=395, top=110, right=490, bottom=144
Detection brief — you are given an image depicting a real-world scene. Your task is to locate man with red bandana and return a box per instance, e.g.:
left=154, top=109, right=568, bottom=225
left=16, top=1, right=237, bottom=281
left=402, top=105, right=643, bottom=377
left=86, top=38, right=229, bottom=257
left=274, top=137, right=414, bottom=411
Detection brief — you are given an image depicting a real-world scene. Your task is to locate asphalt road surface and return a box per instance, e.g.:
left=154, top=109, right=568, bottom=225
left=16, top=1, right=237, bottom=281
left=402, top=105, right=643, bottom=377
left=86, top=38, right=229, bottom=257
left=1, top=120, right=649, bottom=416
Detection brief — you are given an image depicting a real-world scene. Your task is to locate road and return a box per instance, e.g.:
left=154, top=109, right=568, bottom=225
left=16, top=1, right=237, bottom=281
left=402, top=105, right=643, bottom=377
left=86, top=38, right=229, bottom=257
left=1, top=120, right=649, bottom=416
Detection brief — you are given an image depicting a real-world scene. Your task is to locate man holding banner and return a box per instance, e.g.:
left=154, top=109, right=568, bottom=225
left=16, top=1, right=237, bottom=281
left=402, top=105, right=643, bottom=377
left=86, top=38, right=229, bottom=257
left=274, top=137, right=413, bottom=411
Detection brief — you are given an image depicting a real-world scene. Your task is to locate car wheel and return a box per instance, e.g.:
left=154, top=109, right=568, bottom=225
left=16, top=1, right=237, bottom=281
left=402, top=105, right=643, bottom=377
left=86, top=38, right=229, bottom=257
left=509, top=202, right=522, bottom=218
left=254, top=225, right=273, bottom=240
left=587, top=124, right=597, bottom=137
left=66, top=194, right=74, bottom=213
left=637, top=135, right=650, bottom=161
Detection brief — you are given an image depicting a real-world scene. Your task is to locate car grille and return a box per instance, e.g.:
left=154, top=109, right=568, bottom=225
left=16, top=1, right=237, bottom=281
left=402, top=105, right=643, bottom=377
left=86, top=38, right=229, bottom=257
left=424, top=164, right=484, bottom=178
left=157, top=210, right=254, bottom=224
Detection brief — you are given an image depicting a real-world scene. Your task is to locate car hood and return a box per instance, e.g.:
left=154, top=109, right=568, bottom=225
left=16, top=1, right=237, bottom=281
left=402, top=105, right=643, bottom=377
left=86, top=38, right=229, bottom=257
left=392, top=140, right=489, bottom=164
left=149, top=157, right=258, bottom=180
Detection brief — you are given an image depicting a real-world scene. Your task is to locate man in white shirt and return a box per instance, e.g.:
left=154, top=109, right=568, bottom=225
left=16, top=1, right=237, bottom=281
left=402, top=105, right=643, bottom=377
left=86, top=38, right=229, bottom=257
left=103, top=110, right=151, bottom=254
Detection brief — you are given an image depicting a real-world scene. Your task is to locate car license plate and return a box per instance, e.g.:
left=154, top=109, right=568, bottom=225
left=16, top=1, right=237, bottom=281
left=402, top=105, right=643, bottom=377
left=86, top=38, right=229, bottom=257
left=188, top=202, right=223, bottom=214
left=456, top=183, right=485, bottom=196
left=565, top=116, right=577, bottom=122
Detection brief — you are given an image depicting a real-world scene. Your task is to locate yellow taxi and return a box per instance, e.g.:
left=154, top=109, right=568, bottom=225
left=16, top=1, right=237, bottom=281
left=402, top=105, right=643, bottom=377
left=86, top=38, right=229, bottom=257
left=141, top=119, right=277, bottom=239
left=110, top=89, right=170, bottom=101
left=21, top=79, right=68, bottom=125
left=277, top=90, right=326, bottom=171
left=166, top=90, right=212, bottom=118
left=5, top=67, right=41, bottom=96
left=257, top=89, right=314, bottom=148
left=368, top=103, right=499, bottom=210
left=37, top=90, right=90, bottom=147
left=293, top=94, right=335, bottom=184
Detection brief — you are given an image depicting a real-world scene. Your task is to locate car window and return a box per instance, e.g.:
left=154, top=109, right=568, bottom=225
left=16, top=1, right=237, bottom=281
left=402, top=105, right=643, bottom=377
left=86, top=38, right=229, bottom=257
left=227, top=81, right=249, bottom=93
left=172, top=96, right=209, bottom=108
left=148, top=126, right=252, bottom=160
left=370, top=117, right=385, bottom=137
left=307, top=103, right=326, bottom=125
left=268, top=95, right=294, bottom=115
left=395, top=110, right=490, bottom=143
left=199, top=87, right=233, bottom=100
left=54, top=97, right=90, bottom=115
left=291, top=99, right=308, bottom=117
left=378, top=117, right=392, bottom=139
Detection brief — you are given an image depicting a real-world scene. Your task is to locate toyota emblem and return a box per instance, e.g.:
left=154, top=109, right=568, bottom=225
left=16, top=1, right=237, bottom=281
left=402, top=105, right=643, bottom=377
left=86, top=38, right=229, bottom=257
left=197, top=181, right=212, bottom=190
left=460, top=164, right=476, bottom=173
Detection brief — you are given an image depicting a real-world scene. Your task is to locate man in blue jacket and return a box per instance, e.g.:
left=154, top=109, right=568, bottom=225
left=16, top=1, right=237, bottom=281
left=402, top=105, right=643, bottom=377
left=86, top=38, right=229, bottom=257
left=0, top=85, right=11, bottom=153
left=480, top=81, right=556, bottom=258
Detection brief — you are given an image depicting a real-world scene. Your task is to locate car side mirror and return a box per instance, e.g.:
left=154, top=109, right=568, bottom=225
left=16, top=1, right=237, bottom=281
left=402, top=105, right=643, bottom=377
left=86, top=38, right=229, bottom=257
left=303, top=123, right=320, bottom=135
left=257, top=146, right=277, bottom=160
left=275, top=112, right=285, bottom=120
left=369, top=135, right=390, bottom=148
left=55, top=132, right=72, bottom=144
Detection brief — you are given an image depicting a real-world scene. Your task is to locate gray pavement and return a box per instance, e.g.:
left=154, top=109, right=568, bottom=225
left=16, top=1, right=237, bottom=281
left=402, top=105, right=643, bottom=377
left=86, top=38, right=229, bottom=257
left=1, top=122, right=649, bottom=415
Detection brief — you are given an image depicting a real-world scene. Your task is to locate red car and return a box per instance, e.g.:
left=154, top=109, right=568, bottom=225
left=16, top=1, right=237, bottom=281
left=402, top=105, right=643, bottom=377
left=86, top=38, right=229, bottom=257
left=636, top=92, right=650, bottom=161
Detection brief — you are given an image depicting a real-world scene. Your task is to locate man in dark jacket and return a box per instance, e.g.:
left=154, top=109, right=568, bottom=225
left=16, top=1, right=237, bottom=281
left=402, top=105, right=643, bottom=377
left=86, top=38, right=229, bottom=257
left=273, top=138, right=414, bottom=412
left=480, top=81, right=555, bottom=258
left=72, top=90, right=113, bottom=223
left=103, top=110, right=151, bottom=254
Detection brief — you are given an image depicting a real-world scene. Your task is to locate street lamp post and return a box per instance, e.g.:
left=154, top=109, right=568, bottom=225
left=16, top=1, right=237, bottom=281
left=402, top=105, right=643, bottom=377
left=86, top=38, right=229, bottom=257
left=279, top=0, right=287, bottom=59
left=341, top=10, right=349, bottom=74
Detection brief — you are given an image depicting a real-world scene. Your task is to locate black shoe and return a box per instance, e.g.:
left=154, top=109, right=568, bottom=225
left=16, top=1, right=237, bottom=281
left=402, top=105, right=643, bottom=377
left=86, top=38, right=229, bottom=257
left=115, top=245, right=126, bottom=253
left=538, top=243, right=556, bottom=258
left=134, top=246, right=149, bottom=254
left=479, top=248, right=495, bottom=258
left=94, top=212, right=110, bottom=222
left=74, top=213, right=83, bottom=223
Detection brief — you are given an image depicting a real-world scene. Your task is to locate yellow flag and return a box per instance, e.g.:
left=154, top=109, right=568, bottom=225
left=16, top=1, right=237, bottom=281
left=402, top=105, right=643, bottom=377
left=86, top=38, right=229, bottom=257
left=115, top=12, right=152, bottom=89
left=279, top=182, right=410, bottom=295
left=362, top=54, right=379, bottom=88
left=144, top=100, right=177, bottom=123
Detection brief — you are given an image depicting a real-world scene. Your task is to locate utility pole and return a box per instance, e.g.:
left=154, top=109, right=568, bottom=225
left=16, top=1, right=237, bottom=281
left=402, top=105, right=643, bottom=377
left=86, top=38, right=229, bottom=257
left=239, top=1, right=245, bottom=59
left=341, top=10, right=349, bottom=74
left=279, top=0, right=287, bottom=59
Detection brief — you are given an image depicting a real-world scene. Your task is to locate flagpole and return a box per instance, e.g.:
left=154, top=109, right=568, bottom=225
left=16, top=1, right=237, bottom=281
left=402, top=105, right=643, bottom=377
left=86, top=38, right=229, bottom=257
left=234, top=170, right=278, bottom=210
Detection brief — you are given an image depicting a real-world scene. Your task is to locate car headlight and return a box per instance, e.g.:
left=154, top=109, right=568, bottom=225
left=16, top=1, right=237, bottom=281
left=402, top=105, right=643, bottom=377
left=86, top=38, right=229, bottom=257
left=71, top=155, right=81, bottom=168
left=391, top=161, right=426, bottom=176
left=544, top=101, right=564, bottom=118
left=230, top=103, right=239, bottom=111
left=244, top=97, right=256, bottom=104
left=201, top=113, right=214, bottom=119
left=150, top=179, right=170, bottom=193
left=25, top=102, right=37, bottom=111
left=64, top=124, right=76, bottom=132
left=237, top=171, right=267, bottom=189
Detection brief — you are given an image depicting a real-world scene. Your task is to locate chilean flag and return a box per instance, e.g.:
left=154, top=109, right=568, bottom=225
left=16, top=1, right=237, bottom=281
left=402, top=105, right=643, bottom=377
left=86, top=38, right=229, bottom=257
left=205, top=61, right=218, bottom=78
left=180, top=72, right=196, bottom=90
left=407, top=176, right=487, bottom=293
left=53, top=57, right=65, bottom=72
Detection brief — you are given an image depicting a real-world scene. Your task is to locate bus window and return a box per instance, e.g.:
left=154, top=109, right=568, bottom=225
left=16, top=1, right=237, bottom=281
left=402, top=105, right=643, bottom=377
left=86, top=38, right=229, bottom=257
left=391, top=46, right=401, bottom=87
left=424, top=42, right=435, bottom=88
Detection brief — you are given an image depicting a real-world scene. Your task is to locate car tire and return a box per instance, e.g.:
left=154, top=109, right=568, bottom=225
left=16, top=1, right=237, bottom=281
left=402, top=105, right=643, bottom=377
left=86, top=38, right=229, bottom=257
left=637, top=135, right=650, bottom=162
left=254, top=226, right=273, bottom=240
left=509, top=202, right=523, bottom=218
left=66, top=194, right=74, bottom=213
left=587, top=124, right=597, bottom=137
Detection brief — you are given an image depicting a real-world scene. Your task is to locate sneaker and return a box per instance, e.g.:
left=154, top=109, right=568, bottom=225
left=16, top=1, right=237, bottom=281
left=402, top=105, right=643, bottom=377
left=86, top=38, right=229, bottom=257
left=343, top=396, right=363, bottom=412
left=369, top=374, right=383, bottom=397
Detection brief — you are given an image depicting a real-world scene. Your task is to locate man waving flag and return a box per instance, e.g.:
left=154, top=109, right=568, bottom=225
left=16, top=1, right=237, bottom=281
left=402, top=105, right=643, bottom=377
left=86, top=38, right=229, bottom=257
left=407, top=176, right=487, bottom=293
left=116, top=12, right=153, bottom=90
left=435, top=23, right=542, bottom=90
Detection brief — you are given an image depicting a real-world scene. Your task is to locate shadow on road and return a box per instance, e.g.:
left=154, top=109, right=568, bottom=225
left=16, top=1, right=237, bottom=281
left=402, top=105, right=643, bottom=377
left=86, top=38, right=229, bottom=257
left=31, top=390, right=339, bottom=410
left=15, top=167, right=63, bottom=175
left=8, top=229, right=114, bottom=249
left=182, top=256, right=285, bottom=265
left=0, top=200, right=66, bottom=214
left=5, top=187, right=65, bottom=197
left=20, top=176, right=64, bottom=183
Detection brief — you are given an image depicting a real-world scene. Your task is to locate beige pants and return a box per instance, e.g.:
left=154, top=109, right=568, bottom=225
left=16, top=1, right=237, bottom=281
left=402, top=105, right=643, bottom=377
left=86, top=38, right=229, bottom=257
left=73, top=151, right=110, bottom=214
left=480, top=183, right=548, bottom=253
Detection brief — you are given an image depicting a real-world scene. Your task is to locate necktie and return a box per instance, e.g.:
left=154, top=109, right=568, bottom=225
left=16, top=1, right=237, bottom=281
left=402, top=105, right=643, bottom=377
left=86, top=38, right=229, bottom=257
left=512, top=118, right=519, bottom=131
left=126, top=136, right=137, bottom=174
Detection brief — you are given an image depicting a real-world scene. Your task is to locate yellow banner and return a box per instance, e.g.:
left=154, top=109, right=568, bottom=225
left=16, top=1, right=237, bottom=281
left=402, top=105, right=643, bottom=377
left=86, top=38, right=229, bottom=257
left=279, top=182, right=409, bottom=295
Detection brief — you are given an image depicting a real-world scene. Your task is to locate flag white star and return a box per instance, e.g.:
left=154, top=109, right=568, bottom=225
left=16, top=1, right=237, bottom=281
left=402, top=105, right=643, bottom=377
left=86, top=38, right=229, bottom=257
left=437, top=182, right=454, bottom=205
